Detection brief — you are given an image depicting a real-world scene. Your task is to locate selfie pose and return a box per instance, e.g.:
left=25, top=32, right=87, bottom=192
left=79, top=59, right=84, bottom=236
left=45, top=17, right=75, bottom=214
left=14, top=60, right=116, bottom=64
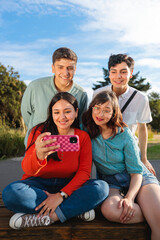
left=83, top=91, right=160, bottom=240
left=2, top=92, right=109, bottom=229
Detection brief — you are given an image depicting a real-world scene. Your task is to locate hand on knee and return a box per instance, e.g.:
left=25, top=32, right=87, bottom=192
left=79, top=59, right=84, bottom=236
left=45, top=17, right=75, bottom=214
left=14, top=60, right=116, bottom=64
left=101, top=200, right=121, bottom=223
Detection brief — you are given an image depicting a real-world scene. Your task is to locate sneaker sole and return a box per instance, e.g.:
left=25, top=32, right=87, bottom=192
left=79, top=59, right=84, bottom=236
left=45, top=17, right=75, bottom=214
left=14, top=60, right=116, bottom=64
left=9, top=213, right=25, bottom=229
left=85, top=209, right=95, bottom=221
left=79, top=209, right=95, bottom=221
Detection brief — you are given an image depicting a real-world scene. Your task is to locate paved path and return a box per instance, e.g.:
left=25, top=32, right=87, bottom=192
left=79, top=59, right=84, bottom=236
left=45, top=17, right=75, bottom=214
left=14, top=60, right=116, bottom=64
left=0, top=157, right=23, bottom=192
left=0, top=157, right=160, bottom=192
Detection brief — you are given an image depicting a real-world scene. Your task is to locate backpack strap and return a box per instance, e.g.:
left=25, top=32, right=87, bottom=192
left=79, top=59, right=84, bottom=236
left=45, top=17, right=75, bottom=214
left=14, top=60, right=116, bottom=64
left=121, top=90, right=137, bottom=113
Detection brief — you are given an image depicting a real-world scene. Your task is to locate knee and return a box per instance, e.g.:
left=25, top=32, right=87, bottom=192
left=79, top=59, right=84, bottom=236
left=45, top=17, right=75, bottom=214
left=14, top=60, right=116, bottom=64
left=101, top=199, right=120, bottom=222
left=2, top=182, right=24, bottom=208
left=94, top=180, right=109, bottom=200
left=2, top=183, right=15, bottom=208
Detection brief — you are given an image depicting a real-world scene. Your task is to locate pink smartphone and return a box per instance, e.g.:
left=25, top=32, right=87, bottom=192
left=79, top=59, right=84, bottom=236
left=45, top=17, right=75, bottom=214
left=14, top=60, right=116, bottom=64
left=43, top=135, right=80, bottom=152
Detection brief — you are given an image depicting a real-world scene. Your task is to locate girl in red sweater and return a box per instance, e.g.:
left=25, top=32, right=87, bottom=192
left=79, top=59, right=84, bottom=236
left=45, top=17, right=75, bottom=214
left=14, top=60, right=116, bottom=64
left=2, top=92, right=109, bottom=229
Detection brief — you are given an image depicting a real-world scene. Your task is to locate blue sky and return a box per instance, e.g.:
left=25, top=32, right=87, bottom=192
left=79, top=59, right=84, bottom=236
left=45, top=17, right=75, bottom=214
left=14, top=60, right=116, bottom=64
left=1, top=0, right=160, bottom=99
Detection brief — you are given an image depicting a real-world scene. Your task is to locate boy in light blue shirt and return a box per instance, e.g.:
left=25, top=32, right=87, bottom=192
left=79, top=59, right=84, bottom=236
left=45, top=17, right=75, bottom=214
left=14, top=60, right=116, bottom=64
left=21, top=47, right=88, bottom=146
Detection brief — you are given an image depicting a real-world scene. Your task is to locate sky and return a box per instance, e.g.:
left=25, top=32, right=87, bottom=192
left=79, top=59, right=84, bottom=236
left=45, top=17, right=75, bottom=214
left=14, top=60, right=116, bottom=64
left=1, top=0, right=160, bottom=100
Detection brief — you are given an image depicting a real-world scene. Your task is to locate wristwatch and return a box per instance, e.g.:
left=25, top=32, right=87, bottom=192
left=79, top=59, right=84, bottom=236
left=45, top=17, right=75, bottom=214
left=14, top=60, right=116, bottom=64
left=60, top=191, right=68, bottom=200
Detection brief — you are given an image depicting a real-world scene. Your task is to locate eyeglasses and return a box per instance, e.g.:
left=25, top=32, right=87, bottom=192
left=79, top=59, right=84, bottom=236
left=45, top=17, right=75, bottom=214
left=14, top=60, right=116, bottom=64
left=92, top=106, right=112, bottom=116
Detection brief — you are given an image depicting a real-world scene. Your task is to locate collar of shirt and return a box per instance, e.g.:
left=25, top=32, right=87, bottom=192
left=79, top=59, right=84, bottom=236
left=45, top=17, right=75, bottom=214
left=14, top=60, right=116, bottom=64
left=110, top=85, right=132, bottom=100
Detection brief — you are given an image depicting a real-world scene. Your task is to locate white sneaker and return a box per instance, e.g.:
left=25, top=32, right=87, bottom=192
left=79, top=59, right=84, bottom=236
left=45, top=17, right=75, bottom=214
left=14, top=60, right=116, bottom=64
left=78, top=209, right=95, bottom=221
left=9, top=213, right=53, bottom=229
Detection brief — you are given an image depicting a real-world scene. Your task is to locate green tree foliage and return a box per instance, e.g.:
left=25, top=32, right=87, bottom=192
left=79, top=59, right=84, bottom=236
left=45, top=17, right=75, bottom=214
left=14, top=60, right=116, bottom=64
left=92, top=68, right=151, bottom=92
left=148, top=92, right=160, bottom=131
left=92, top=68, right=110, bottom=90
left=129, top=71, right=151, bottom=91
left=0, top=63, right=26, bottom=128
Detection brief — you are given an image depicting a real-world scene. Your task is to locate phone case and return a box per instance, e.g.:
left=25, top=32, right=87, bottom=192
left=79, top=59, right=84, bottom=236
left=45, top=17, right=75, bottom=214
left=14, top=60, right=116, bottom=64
left=43, top=135, right=80, bottom=152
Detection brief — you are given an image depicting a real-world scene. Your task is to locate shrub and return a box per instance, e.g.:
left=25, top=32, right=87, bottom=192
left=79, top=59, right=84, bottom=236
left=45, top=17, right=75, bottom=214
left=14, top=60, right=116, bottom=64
left=0, top=127, right=25, bottom=159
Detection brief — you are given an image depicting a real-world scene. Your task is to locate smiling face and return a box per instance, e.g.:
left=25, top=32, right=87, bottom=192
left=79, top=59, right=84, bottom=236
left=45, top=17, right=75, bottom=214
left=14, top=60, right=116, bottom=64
left=52, top=99, right=78, bottom=134
left=109, top=62, right=133, bottom=94
left=92, top=101, right=113, bottom=128
left=52, top=58, right=76, bottom=91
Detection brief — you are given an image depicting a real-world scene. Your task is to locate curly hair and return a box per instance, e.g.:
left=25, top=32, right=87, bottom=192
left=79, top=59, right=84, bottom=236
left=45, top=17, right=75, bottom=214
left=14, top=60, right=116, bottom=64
left=82, top=91, right=127, bottom=139
left=108, top=54, right=134, bottom=71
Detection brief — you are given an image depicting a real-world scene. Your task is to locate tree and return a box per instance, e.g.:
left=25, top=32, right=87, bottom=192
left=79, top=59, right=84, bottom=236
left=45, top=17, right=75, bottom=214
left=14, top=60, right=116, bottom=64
left=129, top=71, right=151, bottom=91
left=0, top=63, right=26, bottom=128
left=92, top=68, right=151, bottom=92
left=148, top=91, right=160, bottom=132
left=92, top=68, right=110, bottom=90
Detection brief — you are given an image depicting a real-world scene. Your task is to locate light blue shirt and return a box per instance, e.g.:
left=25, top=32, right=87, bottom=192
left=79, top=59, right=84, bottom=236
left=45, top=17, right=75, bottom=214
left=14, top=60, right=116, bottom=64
left=21, top=76, right=88, bottom=146
left=91, top=127, right=143, bottom=175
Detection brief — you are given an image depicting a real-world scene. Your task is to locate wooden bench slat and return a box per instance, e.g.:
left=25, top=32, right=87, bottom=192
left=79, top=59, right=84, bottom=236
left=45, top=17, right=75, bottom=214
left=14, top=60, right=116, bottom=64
left=0, top=193, right=151, bottom=240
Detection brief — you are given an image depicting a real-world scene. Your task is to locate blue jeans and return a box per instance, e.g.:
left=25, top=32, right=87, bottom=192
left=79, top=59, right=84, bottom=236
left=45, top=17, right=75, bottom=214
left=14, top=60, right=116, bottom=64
left=2, top=177, right=109, bottom=222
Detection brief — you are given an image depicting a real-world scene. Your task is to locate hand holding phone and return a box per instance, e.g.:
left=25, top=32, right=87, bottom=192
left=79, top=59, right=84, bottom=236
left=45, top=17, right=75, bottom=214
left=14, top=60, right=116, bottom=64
left=43, top=135, right=80, bottom=152
left=35, top=132, right=60, bottom=160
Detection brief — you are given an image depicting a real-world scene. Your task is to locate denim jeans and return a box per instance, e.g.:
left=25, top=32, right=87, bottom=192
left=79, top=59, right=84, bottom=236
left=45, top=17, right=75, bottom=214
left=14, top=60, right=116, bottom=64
left=2, top=177, right=109, bottom=222
left=98, top=165, right=159, bottom=191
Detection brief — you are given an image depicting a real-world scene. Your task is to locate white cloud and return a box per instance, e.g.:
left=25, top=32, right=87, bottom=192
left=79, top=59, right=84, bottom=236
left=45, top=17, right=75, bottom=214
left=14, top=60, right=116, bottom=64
left=0, top=0, right=63, bottom=14
left=1, top=0, right=160, bottom=93
left=59, top=0, right=160, bottom=47
left=24, top=80, right=32, bottom=86
left=0, top=36, right=78, bottom=80
left=136, top=58, right=160, bottom=69
left=78, top=62, right=100, bottom=66
left=0, top=40, right=105, bottom=91
left=77, top=66, right=102, bottom=78
left=0, top=42, right=51, bottom=80
left=2, top=0, right=160, bottom=47
left=83, top=86, right=94, bottom=103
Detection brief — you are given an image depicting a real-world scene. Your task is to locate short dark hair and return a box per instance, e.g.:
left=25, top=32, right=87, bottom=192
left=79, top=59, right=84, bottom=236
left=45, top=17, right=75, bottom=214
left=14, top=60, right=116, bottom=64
left=82, top=91, right=127, bottom=139
left=52, top=47, right=78, bottom=64
left=108, top=54, right=134, bottom=71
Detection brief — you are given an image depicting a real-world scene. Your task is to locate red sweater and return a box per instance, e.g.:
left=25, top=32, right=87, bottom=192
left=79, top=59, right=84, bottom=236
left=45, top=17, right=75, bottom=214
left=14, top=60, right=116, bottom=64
left=21, top=128, right=92, bottom=196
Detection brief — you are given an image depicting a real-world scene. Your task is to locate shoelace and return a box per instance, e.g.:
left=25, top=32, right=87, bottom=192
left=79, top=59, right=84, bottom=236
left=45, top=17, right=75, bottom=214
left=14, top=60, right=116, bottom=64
left=23, top=214, right=51, bottom=227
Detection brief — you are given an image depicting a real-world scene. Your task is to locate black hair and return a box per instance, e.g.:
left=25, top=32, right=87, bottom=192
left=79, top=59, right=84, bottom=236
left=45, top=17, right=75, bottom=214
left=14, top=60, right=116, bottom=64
left=108, top=54, right=134, bottom=71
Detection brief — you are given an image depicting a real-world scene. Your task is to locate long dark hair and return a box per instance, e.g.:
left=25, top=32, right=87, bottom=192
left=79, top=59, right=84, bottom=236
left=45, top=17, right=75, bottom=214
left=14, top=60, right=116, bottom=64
left=26, top=92, right=79, bottom=160
left=82, top=91, right=127, bottom=139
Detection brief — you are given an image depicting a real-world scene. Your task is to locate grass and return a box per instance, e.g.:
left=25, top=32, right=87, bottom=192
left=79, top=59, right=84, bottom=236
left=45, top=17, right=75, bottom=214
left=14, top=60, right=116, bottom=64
left=0, top=127, right=25, bottom=160
left=147, top=143, right=160, bottom=160
left=147, top=131, right=160, bottom=160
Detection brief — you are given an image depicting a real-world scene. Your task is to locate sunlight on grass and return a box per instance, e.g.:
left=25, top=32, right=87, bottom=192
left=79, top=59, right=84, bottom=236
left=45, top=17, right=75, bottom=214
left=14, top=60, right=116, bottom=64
left=147, top=144, right=160, bottom=160
left=0, top=127, right=25, bottom=160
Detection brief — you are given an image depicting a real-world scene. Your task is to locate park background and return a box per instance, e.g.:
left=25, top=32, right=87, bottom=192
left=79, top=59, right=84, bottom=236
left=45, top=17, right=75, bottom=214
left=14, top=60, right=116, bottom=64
left=0, top=0, right=160, bottom=162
